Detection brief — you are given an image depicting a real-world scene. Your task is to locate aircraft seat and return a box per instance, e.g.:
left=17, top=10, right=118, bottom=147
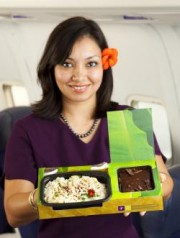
left=0, top=106, right=39, bottom=237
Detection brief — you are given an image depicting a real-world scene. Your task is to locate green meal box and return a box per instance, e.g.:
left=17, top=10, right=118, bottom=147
left=37, top=108, right=163, bottom=219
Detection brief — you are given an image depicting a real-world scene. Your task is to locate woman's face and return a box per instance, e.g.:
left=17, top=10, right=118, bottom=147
left=54, top=36, right=103, bottom=105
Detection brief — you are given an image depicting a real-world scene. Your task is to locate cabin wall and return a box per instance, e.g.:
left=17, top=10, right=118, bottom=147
left=0, top=20, right=180, bottom=164
left=0, top=21, right=55, bottom=106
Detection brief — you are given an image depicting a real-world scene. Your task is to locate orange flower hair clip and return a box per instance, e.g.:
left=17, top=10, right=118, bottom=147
left=102, top=48, right=118, bottom=70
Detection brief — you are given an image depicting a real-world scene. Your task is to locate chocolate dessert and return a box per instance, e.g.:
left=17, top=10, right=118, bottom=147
left=118, top=166, right=154, bottom=192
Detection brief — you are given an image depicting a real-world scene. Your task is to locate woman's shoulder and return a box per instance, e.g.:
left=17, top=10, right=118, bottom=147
left=109, top=101, right=133, bottom=111
left=15, top=113, right=45, bottom=124
left=116, top=104, right=133, bottom=110
left=14, top=113, right=56, bottom=131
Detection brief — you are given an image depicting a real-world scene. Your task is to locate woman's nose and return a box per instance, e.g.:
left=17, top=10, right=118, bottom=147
left=72, top=65, right=86, bottom=82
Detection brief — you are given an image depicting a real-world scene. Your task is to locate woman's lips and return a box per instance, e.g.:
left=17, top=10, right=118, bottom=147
left=70, top=85, right=90, bottom=93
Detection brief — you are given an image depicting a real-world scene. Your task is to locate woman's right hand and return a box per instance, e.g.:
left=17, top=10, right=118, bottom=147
left=4, top=178, right=38, bottom=227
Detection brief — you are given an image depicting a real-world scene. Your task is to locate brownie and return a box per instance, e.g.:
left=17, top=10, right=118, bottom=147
left=118, top=166, right=154, bottom=192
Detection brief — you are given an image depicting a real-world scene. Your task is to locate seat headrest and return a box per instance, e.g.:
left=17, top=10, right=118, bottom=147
left=0, top=106, right=31, bottom=150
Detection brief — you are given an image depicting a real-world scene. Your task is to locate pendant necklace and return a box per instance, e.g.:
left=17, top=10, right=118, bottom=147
left=60, top=113, right=99, bottom=139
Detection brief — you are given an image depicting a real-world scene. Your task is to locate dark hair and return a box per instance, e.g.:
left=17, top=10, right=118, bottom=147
left=32, top=16, right=116, bottom=119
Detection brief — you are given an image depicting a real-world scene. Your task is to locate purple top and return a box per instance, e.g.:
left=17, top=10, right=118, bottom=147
left=4, top=105, right=163, bottom=238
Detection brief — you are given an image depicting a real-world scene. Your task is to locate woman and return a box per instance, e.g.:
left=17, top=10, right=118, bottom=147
left=4, top=16, right=173, bottom=238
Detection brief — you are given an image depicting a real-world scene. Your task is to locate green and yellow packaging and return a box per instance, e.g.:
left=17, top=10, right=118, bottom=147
left=37, top=108, right=163, bottom=219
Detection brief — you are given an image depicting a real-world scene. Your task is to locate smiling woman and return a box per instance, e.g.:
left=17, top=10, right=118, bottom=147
left=3, top=16, right=173, bottom=238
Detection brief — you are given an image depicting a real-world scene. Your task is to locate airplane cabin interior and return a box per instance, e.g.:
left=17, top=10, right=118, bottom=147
left=0, top=1, right=180, bottom=237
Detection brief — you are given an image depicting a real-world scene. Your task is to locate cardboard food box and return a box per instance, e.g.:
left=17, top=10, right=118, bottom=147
left=37, top=108, right=163, bottom=219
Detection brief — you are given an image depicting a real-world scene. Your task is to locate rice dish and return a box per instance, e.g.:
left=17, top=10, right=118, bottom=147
left=44, top=175, right=107, bottom=203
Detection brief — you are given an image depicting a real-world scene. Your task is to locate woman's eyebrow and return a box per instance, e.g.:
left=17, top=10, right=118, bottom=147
left=67, top=55, right=101, bottom=61
left=87, top=55, right=101, bottom=60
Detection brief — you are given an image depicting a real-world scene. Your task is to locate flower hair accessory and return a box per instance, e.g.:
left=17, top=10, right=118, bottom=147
left=102, top=48, right=118, bottom=70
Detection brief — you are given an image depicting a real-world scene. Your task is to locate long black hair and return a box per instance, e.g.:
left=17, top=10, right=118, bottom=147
left=32, top=16, right=117, bottom=119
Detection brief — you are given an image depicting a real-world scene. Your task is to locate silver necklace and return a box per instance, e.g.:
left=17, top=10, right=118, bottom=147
left=60, top=113, right=99, bottom=139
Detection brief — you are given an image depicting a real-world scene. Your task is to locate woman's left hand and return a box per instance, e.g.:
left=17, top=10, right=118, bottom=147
left=156, top=155, right=174, bottom=200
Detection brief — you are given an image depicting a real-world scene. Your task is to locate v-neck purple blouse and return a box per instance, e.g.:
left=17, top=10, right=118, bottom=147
left=4, top=105, right=163, bottom=238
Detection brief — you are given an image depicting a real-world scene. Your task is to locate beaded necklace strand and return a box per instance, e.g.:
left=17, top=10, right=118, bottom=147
left=60, top=113, right=99, bottom=139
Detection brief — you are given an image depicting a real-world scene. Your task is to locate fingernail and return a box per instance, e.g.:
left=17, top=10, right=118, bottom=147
left=124, top=212, right=130, bottom=217
left=140, top=211, right=146, bottom=216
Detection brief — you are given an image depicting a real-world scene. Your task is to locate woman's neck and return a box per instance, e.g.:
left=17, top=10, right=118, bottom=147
left=62, top=100, right=96, bottom=120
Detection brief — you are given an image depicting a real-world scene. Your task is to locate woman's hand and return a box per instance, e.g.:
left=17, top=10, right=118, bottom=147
left=124, top=211, right=146, bottom=217
left=156, top=155, right=174, bottom=200
left=4, top=178, right=38, bottom=227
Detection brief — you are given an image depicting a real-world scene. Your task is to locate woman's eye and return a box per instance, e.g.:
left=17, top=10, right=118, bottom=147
left=87, top=61, right=97, bottom=67
left=62, top=62, right=73, bottom=68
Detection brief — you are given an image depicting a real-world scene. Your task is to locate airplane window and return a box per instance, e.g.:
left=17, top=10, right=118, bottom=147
left=2, top=84, right=30, bottom=107
left=130, top=99, right=172, bottom=164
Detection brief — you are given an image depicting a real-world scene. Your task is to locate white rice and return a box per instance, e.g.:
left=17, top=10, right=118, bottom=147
left=44, top=175, right=106, bottom=203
